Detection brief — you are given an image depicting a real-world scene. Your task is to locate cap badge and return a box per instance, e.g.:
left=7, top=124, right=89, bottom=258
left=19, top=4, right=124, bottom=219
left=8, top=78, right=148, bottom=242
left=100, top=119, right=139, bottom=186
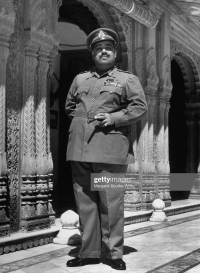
left=98, top=30, right=106, bottom=39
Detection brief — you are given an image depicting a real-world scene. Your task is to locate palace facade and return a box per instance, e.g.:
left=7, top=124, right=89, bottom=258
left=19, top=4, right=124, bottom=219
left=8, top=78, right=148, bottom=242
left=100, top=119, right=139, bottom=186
left=0, top=0, right=200, bottom=236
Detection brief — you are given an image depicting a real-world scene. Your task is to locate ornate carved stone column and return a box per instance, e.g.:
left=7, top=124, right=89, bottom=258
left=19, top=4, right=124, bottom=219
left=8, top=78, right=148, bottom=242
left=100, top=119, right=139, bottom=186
left=120, top=17, right=142, bottom=211
left=155, top=9, right=171, bottom=206
left=145, top=47, right=159, bottom=172
left=20, top=0, right=59, bottom=231
left=0, top=37, right=10, bottom=236
left=35, top=50, right=55, bottom=225
left=47, top=49, right=58, bottom=224
left=155, top=95, right=171, bottom=205
left=141, top=46, right=159, bottom=210
left=21, top=46, right=38, bottom=231
left=0, top=0, right=15, bottom=236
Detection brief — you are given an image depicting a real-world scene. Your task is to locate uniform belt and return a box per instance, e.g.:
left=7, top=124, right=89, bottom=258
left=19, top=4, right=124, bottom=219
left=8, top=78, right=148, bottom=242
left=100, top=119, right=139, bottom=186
left=74, top=111, right=97, bottom=119
left=74, top=103, right=128, bottom=122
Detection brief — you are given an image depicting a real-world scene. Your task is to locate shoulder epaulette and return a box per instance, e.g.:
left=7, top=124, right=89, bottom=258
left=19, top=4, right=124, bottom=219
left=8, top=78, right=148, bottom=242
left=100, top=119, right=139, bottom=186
left=78, top=71, right=89, bottom=75
left=117, top=69, right=132, bottom=74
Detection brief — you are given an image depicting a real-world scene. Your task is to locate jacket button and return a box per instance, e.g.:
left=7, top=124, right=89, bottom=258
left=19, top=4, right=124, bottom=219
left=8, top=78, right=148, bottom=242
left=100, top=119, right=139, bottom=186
left=92, top=98, right=95, bottom=101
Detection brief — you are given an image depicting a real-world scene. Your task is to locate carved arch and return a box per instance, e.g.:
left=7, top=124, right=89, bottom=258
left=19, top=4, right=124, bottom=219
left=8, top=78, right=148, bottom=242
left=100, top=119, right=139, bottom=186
left=146, top=47, right=159, bottom=87
left=77, top=0, right=128, bottom=70
left=170, top=38, right=200, bottom=103
left=172, top=54, right=200, bottom=103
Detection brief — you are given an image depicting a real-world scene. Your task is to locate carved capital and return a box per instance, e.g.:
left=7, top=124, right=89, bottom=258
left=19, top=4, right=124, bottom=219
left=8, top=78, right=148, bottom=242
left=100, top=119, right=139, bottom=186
left=158, top=99, right=166, bottom=112
left=149, top=96, right=156, bottom=110
left=162, top=56, right=172, bottom=90
left=23, top=0, right=59, bottom=51
left=165, top=102, right=170, bottom=112
left=0, top=43, right=9, bottom=88
left=48, top=48, right=58, bottom=79
left=135, top=47, right=145, bottom=85
left=146, top=47, right=159, bottom=90
left=0, top=0, right=15, bottom=37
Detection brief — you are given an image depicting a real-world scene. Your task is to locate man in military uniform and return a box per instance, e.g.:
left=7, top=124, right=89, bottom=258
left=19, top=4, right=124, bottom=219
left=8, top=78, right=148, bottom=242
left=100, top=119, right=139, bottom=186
left=65, top=28, right=147, bottom=270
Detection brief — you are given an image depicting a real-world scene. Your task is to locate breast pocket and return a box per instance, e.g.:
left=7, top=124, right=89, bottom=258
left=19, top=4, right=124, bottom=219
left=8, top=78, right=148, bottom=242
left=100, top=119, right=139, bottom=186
left=75, top=86, right=90, bottom=103
left=100, top=86, right=122, bottom=104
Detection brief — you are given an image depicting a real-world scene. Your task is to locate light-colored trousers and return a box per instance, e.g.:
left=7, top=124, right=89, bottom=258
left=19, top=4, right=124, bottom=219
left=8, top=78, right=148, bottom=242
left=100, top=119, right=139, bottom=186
left=71, top=161, right=127, bottom=260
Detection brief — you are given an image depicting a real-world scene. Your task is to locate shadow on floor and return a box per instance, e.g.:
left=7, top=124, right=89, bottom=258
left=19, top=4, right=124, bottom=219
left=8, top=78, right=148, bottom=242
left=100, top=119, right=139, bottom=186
left=67, top=244, right=137, bottom=260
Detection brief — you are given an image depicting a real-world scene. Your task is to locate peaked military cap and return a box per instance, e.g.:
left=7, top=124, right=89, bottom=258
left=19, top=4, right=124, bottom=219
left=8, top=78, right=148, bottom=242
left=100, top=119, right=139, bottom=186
left=86, top=28, right=119, bottom=51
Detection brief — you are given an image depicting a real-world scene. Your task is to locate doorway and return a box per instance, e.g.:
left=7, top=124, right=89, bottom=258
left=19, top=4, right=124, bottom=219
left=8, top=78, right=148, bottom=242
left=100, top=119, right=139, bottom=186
left=51, top=0, right=100, bottom=215
left=169, top=59, right=188, bottom=200
left=56, top=50, right=95, bottom=214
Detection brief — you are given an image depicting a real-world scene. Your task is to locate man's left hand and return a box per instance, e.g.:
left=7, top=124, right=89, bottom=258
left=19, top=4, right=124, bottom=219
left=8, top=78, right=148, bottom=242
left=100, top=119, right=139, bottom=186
left=94, top=113, right=114, bottom=127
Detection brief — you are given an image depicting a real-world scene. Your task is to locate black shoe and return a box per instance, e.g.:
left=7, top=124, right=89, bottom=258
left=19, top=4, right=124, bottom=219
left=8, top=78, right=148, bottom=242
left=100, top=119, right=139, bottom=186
left=66, top=257, right=100, bottom=267
left=106, top=258, right=126, bottom=270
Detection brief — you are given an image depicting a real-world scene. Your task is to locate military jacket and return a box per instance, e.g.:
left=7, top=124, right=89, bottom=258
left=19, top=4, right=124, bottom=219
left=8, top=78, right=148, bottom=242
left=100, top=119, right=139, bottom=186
left=65, top=66, right=147, bottom=165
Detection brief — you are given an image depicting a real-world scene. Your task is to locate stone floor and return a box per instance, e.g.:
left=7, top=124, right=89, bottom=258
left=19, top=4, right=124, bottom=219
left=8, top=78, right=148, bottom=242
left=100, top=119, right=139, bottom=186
left=0, top=201, right=200, bottom=273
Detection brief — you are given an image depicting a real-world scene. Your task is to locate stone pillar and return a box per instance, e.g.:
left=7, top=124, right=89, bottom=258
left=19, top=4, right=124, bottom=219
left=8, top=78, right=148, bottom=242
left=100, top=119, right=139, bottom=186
left=19, top=0, right=59, bottom=231
left=162, top=101, right=171, bottom=202
left=0, top=36, right=10, bottom=236
left=0, top=0, right=15, bottom=236
left=156, top=98, right=171, bottom=204
left=47, top=49, right=58, bottom=224
left=21, top=47, right=56, bottom=231
left=21, top=46, right=39, bottom=231
left=155, top=9, right=171, bottom=206
left=35, top=50, right=55, bottom=225
left=124, top=22, right=144, bottom=211
left=142, top=24, right=159, bottom=210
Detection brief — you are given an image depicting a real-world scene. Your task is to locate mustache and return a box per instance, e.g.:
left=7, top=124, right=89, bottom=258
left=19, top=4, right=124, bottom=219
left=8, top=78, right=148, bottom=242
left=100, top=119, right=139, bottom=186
left=100, top=52, right=110, bottom=58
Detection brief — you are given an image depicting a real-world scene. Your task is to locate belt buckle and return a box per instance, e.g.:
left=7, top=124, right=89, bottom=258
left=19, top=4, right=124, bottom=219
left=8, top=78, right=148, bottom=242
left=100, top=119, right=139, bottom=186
left=87, top=111, right=95, bottom=123
left=87, top=110, right=93, bottom=119
left=87, top=111, right=91, bottom=123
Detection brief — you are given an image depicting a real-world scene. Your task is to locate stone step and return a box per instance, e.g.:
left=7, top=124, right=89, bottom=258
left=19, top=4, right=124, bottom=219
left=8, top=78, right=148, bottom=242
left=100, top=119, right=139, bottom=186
left=0, top=199, right=200, bottom=255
